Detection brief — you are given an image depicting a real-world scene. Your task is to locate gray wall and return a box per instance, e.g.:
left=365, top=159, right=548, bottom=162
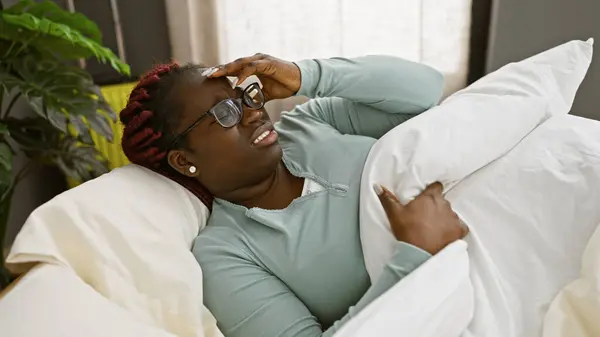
left=3, top=99, right=66, bottom=252
left=486, top=0, right=600, bottom=120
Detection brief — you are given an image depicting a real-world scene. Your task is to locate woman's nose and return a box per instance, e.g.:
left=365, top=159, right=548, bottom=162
left=240, top=108, right=263, bottom=126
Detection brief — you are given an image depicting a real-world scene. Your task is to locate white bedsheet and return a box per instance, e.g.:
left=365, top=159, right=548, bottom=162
left=357, top=114, right=600, bottom=337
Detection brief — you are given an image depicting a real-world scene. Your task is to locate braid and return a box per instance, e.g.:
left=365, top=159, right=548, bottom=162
left=120, top=63, right=214, bottom=209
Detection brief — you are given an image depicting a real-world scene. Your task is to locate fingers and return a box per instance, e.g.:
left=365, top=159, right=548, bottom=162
left=374, top=184, right=403, bottom=218
left=460, top=221, right=470, bottom=238
left=423, top=182, right=444, bottom=196
left=374, top=184, right=401, bottom=202
left=235, top=60, right=270, bottom=85
left=451, top=209, right=469, bottom=239
left=208, top=53, right=267, bottom=79
left=444, top=196, right=469, bottom=238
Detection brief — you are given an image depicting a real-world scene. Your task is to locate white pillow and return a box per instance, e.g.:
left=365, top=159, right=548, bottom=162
left=6, top=165, right=220, bottom=337
left=359, top=39, right=593, bottom=336
left=360, top=38, right=594, bottom=282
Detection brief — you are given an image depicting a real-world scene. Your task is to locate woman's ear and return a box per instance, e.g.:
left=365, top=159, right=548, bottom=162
left=167, top=150, right=199, bottom=177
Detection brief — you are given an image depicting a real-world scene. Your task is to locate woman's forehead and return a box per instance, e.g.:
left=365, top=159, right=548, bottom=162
left=177, top=75, right=233, bottom=122
left=189, top=75, right=231, bottom=95
left=185, top=67, right=231, bottom=89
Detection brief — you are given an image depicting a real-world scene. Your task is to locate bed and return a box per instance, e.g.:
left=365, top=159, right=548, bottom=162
left=2, top=113, right=599, bottom=337
left=1, top=39, right=598, bottom=337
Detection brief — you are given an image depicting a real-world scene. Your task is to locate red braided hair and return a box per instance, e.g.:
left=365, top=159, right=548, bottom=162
left=120, top=63, right=214, bottom=209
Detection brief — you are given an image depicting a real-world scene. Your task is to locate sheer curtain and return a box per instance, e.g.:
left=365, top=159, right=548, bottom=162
left=215, top=0, right=472, bottom=96
left=166, top=0, right=472, bottom=111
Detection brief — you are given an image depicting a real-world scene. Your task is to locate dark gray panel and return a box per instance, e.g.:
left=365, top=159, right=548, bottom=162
left=117, top=0, right=172, bottom=77
left=467, top=0, right=493, bottom=84
left=72, top=0, right=124, bottom=84
left=487, top=0, right=600, bottom=120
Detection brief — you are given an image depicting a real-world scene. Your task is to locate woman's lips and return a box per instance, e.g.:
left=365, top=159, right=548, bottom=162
left=250, top=122, right=275, bottom=145
left=252, top=129, right=278, bottom=147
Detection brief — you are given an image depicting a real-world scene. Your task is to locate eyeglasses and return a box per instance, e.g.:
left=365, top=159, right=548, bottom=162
left=170, top=82, right=265, bottom=147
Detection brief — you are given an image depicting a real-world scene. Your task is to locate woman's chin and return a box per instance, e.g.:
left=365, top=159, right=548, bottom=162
left=265, top=144, right=284, bottom=166
left=256, top=144, right=284, bottom=173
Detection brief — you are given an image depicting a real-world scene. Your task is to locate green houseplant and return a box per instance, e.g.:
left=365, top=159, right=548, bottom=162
left=0, top=0, right=130, bottom=288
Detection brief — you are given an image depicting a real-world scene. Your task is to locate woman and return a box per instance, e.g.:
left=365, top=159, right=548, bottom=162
left=120, top=54, right=468, bottom=336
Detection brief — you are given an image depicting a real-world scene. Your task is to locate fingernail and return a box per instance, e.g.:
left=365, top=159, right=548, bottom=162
left=200, top=68, right=212, bottom=76
left=227, top=77, right=237, bottom=88
left=201, top=67, right=218, bottom=77
left=373, top=184, right=384, bottom=195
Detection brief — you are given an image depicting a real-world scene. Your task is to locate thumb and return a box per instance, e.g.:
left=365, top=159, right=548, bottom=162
left=374, top=184, right=403, bottom=217
left=424, top=182, right=444, bottom=195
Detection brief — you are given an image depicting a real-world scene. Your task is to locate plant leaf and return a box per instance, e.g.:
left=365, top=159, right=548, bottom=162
left=6, top=117, right=60, bottom=159
left=6, top=0, right=103, bottom=43
left=3, top=55, right=115, bottom=140
left=3, top=0, right=31, bottom=14
left=0, top=12, right=129, bottom=75
left=56, top=136, right=108, bottom=181
left=0, top=71, right=24, bottom=94
left=0, top=122, right=8, bottom=137
left=86, top=114, right=113, bottom=141
left=0, top=141, right=11, bottom=175
left=0, top=142, right=10, bottom=170
left=6, top=117, right=108, bottom=182
left=68, top=115, right=93, bottom=145
left=0, top=141, right=12, bottom=197
left=90, top=85, right=116, bottom=121
left=0, top=181, right=15, bottom=272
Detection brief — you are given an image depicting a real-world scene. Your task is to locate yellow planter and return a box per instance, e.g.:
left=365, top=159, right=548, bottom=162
left=66, top=82, right=136, bottom=188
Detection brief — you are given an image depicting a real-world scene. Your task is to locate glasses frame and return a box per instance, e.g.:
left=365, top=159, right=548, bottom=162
left=170, top=82, right=265, bottom=148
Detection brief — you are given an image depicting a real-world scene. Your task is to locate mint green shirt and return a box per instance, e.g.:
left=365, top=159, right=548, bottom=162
left=192, top=56, right=444, bottom=337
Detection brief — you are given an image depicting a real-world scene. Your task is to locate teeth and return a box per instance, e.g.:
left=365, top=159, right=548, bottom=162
left=253, top=130, right=270, bottom=144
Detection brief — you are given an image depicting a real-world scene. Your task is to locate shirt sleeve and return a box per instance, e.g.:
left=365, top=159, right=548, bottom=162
left=194, top=235, right=430, bottom=337
left=291, top=55, right=444, bottom=139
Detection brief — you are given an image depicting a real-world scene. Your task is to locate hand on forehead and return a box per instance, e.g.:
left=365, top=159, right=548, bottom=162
left=174, top=70, right=235, bottom=124
left=201, top=67, right=219, bottom=77
left=201, top=67, right=237, bottom=88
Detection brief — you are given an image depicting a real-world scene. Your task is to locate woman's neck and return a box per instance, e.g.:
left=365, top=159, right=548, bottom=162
left=228, top=161, right=304, bottom=210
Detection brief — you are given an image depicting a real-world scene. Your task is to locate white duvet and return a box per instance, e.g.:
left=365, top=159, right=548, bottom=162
left=356, top=114, right=600, bottom=337
left=356, top=39, right=600, bottom=337
left=457, top=114, right=600, bottom=336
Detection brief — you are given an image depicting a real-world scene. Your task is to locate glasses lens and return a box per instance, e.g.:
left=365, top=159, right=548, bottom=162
left=211, top=99, right=242, bottom=127
left=243, top=83, right=265, bottom=109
